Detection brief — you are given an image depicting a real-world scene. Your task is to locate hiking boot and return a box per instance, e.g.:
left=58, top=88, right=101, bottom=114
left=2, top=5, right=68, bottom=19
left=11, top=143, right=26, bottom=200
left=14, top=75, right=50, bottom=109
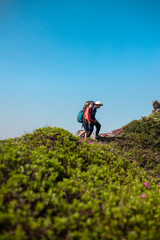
left=95, top=135, right=101, bottom=140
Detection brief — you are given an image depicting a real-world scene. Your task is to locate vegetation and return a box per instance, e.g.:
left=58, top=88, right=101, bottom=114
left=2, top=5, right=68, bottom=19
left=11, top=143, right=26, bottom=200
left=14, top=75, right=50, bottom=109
left=122, top=113, right=160, bottom=151
left=111, top=113, right=160, bottom=179
left=0, top=114, right=160, bottom=239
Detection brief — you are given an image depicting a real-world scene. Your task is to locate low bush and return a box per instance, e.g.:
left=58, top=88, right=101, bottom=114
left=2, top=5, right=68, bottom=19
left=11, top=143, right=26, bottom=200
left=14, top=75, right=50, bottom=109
left=0, top=127, right=160, bottom=240
left=122, top=113, right=160, bottom=151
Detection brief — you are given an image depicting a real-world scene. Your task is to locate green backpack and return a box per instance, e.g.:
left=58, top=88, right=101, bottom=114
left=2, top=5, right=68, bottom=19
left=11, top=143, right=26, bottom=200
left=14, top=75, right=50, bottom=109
left=77, top=101, right=94, bottom=123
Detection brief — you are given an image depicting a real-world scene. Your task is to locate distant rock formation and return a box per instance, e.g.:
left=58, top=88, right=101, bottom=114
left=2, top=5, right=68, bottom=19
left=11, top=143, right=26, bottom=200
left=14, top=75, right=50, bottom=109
left=152, top=100, right=160, bottom=113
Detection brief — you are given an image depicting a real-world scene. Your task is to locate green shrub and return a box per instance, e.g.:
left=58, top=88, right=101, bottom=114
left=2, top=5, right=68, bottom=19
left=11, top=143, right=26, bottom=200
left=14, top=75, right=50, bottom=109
left=0, top=127, right=160, bottom=239
left=122, top=114, right=160, bottom=150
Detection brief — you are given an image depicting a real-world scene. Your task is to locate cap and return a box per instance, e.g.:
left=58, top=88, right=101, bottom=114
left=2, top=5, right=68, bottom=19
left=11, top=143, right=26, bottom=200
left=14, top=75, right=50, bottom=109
left=95, top=101, right=103, bottom=106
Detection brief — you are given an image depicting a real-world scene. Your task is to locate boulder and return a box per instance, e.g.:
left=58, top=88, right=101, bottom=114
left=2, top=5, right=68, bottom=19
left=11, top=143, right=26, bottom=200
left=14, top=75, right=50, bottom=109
left=152, top=100, right=160, bottom=113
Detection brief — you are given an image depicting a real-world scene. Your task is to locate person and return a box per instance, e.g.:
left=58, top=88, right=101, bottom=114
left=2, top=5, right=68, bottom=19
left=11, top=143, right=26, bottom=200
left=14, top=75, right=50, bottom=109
left=82, top=101, right=95, bottom=139
left=87, top=101, right=103, bottom=139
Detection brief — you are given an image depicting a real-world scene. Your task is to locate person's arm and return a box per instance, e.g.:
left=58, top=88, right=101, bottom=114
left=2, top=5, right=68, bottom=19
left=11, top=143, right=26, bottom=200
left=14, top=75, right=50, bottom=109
left=91, top=107, right=97, bottom=123
left=88, top=109, right=95, bottom=124
left=84, top=108, right=94, bottom=124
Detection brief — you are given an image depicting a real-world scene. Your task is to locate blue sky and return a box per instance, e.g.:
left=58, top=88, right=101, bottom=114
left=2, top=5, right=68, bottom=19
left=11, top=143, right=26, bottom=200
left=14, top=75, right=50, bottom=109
left=0, top=0, right=160, bottom=139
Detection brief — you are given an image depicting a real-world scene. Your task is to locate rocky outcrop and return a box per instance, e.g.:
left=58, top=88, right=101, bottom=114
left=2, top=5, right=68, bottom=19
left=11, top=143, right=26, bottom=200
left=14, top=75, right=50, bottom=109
left=152, top=100, right=160, bottom=113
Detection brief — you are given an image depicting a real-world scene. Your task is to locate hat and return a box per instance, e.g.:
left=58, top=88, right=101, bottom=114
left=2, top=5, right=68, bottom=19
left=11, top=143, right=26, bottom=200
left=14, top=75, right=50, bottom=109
left=95, top=101, right=103, bottom=106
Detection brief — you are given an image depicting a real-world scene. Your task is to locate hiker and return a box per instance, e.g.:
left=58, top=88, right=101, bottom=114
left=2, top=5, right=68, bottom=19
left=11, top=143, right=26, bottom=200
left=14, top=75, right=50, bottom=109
left=87, top=101, right=103, bottom=139
left=77, top=100, right=95, bottom=138
left=82, top=101, right=95, bottom=139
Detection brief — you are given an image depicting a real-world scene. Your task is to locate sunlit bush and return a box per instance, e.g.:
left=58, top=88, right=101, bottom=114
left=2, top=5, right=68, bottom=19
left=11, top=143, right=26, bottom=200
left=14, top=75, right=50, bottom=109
left=0, top=127, right=160, bottom=240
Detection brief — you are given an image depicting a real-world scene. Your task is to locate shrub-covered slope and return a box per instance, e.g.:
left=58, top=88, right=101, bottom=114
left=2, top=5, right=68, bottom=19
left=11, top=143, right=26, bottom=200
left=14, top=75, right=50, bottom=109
left=106, top=113, right=160, bottom=180
left=122, top=113, right=160, bottom=151
left=0, top=123, right=160, bottom=240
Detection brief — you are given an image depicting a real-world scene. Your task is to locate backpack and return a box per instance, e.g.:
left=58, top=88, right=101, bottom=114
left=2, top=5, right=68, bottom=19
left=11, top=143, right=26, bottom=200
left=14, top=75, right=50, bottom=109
left=77, top=101, right=94, bottom=123
left=77, top=110, right=84, bottom=123
left=82, top=101, right=93, bottom=111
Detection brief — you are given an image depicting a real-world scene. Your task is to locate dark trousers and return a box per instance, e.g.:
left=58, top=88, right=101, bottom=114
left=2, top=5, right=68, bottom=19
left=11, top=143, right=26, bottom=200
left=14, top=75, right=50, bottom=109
left=87, top=121, right=101, bottom=138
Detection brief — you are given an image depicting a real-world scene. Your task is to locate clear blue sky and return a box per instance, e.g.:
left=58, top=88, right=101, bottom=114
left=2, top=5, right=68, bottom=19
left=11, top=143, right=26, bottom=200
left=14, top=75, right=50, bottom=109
left=0, top=0, right=160, bottom=139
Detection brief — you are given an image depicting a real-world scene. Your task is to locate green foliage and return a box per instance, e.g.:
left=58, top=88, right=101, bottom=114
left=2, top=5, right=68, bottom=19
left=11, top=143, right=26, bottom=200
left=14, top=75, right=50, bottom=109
left=0, top=127, right=160, bottom=239
left=122, top=113, right=160, bottom=150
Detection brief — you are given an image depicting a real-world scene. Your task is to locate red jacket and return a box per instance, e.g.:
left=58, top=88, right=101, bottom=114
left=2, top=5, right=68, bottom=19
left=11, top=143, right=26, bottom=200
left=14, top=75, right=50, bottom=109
left=83, top=107, right=94, bottom=123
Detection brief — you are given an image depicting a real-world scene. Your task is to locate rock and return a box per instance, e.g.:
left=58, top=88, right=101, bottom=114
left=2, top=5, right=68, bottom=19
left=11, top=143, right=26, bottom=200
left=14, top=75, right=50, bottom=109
left=152, top=100, right=160, bottom=113
left=75, top=130, right=85, bottom=137
left=90, top=132, right=96, bottom=139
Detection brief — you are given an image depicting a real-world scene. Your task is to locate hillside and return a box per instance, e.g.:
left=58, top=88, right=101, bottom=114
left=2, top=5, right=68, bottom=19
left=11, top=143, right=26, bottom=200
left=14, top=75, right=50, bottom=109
left=100, top=112, right=160, bottom=179
left=0, top=113, right=160, bottom=240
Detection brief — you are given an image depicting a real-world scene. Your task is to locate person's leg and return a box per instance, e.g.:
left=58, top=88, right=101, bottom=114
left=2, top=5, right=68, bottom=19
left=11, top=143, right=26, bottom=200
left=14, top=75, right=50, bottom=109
left=84, top=131, right=88, bottom=139
left=79, top=130, right=85, bottom=137
left=83, top=121, right=89, bottom=139
left=87, top=122, right=94, bottom=138
left=95, top=121, right=101, bottom=137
